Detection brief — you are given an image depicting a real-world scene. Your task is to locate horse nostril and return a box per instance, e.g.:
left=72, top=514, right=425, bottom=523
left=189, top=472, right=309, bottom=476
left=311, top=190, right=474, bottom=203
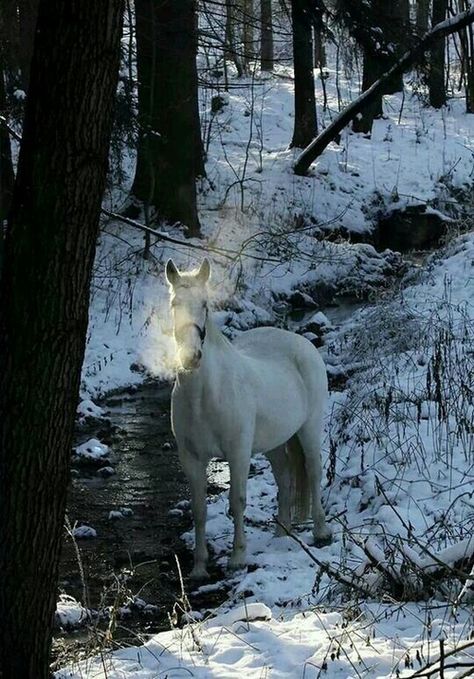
left=196, top=350, right=202, bottom=361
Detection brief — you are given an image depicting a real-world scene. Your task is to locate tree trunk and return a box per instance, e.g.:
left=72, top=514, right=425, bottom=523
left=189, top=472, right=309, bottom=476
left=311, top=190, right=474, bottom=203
left=351, top=0, right=410, bottom=134
left=464, top=20, right=474, bottom=112
left=294, top=4, right=474, bottom=174
left=313, top=23, right=326, bottom=68
left=242, top=0, right=254, bottom=72
left=260, top=0, right=274, bottom=71
left=0, top=0, right=21, bottom=88
left=429, top=0, right=447, bottom=107
left=225, top=0, right=244, bottom=77
left=0, top=64, right=14, bottom=220
left=18, top=0, right=39, bottom=91
left=290, top=0, right=318, bottom=149
left=0, top=2, right=123, bottom=678
left=131, top=0, right=202, bottom=236
left=416, top=0, right=430, bottom=34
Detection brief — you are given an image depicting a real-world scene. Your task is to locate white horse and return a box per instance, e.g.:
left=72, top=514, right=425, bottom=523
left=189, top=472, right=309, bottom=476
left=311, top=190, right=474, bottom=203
left=166, top=258, right=331, bottom=579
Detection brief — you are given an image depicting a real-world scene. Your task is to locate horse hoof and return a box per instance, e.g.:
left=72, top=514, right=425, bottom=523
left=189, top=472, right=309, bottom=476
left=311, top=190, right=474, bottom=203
left=313, top=533, right=332, bottom=548
left=189, top=566, right=209, bottom=581
left=228, top=557, right=246, bottom=572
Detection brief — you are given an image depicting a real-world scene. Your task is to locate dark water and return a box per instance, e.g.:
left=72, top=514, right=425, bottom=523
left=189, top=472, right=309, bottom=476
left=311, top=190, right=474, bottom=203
left=59, top=382, right=228, bottom=636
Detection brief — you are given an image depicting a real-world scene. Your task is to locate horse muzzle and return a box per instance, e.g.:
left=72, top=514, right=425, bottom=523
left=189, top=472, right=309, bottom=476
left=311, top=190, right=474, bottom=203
left=180, top=349, right=202, bottom=371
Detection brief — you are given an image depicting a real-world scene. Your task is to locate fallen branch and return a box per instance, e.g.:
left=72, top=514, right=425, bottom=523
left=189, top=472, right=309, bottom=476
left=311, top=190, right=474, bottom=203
left=275, top=519, right=374, bottom=599
left=101, top=208, right=282, bottom=264
left=0, top=115, right=22, bottom=142
left=293, top=6, right=474, bottom=175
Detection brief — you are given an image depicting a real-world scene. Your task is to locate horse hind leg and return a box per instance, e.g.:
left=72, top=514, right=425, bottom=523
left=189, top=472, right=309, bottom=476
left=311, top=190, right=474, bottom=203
left=296, top=420, right=332, bottom=547
left=286, top=435, right=311, bottom=524
left=267, top=445, right=291, bottom=536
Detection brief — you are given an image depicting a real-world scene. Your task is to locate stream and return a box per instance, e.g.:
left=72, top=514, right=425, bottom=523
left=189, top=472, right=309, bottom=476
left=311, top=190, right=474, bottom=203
left=60, top=383, right=230, bottom=639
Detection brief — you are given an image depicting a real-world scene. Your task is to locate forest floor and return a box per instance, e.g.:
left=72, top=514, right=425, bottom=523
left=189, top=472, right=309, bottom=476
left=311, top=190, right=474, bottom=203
left=57, top=67, right=474, bottom=678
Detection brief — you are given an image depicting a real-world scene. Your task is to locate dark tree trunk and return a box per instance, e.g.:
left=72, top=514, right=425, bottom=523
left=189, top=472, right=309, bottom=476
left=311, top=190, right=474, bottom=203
left=0, top=0, right=21, bottom=87
left=0, top=2, right=123, bottom=678
left=18, top=0, right=39, bottom=91
left=429, top=0, right=447, bottom=107
left=260, top=0, right=274, bottom=71
left=345, top=0, right=410, bottom=134
left=0, top=65, right=14, bottom=220
left=225, top=0, right=244, bottom=77
left=242, top=0, right=254, bottom=72
left=416, top=0, right=430, bottom=34
left=313, top=23, right=326, bottom=68
left=466, top=20, right=474, bottom=112
left=290, top=0, right=318, bottom=149
left=131, top=0, right=202, bottom=237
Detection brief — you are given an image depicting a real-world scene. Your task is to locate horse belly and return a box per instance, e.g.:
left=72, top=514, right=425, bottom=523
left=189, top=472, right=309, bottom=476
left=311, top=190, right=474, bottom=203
left=251, top=369, right=307, bottom=453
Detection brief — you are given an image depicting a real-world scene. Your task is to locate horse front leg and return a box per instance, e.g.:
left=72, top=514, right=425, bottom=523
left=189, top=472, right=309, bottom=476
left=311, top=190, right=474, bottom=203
left=179, top=452, right=209, bottom=580
left=228, top=451, right=251, bottom=571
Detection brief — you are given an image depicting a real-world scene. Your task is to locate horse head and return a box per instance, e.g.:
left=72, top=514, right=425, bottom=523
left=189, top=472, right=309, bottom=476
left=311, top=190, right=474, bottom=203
left=166, top=258, right=211, bottom=371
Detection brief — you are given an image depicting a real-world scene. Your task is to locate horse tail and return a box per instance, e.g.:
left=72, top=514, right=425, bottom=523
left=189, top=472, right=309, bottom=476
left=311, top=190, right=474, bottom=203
left=287, top=434, right=311, bottom=522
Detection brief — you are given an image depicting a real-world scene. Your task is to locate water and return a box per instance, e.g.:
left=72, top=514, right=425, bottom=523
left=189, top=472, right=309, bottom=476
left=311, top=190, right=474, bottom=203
left=60, top=383, right=228, bottom=635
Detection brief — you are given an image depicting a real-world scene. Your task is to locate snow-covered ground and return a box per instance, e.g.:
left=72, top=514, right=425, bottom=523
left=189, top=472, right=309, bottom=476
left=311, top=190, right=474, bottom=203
left=61, top=49, right=474, bottom=678
left=60, top=233, right=474, bottom=678
left=83, top=60, right=474, bottom=397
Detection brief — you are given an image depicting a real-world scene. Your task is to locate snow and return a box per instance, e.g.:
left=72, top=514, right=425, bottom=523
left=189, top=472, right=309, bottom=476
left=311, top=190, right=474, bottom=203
left=73, top=438, right=109, bottom=461
left=72, top=525, right=97, bottom=539
left=59, top=28, right=474, bottom=679
left=55, top=595, right=90, bottom=629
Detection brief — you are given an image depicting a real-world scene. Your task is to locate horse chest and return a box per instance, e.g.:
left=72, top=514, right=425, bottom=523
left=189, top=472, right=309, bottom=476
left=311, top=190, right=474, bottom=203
left=172, top=384, right=240, bottom=459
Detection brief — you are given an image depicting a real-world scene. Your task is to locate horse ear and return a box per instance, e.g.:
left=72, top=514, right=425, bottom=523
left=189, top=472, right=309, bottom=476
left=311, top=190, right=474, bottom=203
left=196, top=258, right=211, bottom=284
left=165, top=259, right=180, bottom=286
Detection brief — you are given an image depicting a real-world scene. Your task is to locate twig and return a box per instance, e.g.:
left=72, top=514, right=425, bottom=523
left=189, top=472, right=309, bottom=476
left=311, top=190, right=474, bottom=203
left=101, top=208, right=283, bottom=264
left=275, top=519, right=373, bottom=598
left=0, top=115, right=22, bottom=142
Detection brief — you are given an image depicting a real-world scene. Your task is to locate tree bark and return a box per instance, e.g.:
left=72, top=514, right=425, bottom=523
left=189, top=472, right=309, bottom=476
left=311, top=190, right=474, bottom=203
left=416, top=0, right=430, bottom=35
left=429, top=0, right=448, bottom=107
left=294, top=5, right=474, bottom=175
left=0, top=0, right=21, bottom=88
left=260, top=0, right=274, bottom=71
left=0, top=2, right=123, bottom=677
left=290, top=0, right=318, bottom=149
left=131, top=0, right=202, bottom=236
left=18, top=0, right=39, bottom=91
left=225, top=0, right=244, bottom=77
left=350, top=0, right=410, bottom=134
left=242, top=0, right=254, bottom=71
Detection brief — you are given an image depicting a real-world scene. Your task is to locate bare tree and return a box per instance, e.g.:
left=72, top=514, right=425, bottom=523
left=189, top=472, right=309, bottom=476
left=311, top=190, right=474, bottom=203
left=131, top=0, right=203, bottom=237
left=416, top=0, right=430, bottom=34
left=338, top=0, right=411, bottom=134
left=0, top=1, right=123, bottom=677
left=260, top=0, right=274, bottom=71
left=429, top=0, right=448, bottom=107
left=17, top=0, right=39, bottom=90
left=290, top=0, right=318, bottom=148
